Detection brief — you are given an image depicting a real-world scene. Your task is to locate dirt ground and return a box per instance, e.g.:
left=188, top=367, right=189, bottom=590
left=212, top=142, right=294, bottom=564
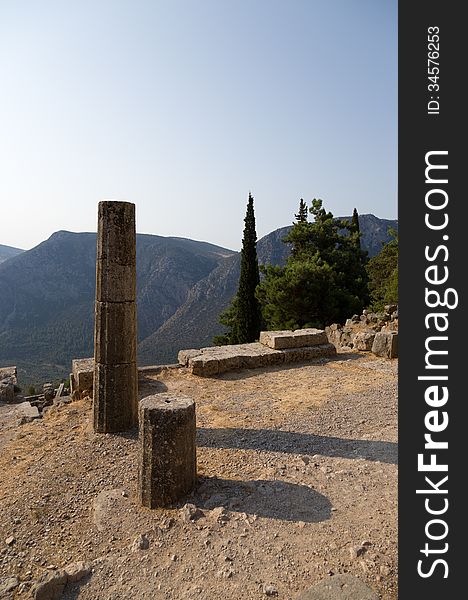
left=0, top=351, right=397, bottom=599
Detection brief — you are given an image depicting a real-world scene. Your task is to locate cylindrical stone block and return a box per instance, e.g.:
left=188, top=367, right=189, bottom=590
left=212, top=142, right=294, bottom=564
left=96, top=261, right=136, bottom=303
left=93, top=200, right=138, bottom=433
left=139, top=394, right=197, bottom=508
left=94, top=363, right=138, bottom=433
left=96, top=201, right=136, bottom=266
left=94, top=301, right=136, bottom=365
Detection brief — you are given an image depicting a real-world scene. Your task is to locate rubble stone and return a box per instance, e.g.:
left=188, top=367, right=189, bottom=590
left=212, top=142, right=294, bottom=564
left=372, top=331, right=398, bottom=359
left=353, top=331, right=376, bottom=351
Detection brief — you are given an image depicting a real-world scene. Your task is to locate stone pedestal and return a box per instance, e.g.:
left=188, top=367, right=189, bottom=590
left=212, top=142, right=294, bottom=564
left=139, top=394, right=197, bottom=508
left=93, top=201, right=138, bottom=433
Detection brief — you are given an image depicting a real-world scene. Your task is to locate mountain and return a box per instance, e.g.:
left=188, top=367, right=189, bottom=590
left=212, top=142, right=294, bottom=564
left=0, top=231, right=235, bottom=385
left=139, top=215, right=398, bottom=363
left=0, top=215, right=397, bottom=385
left=341, top=214, right=398, bottom=257
left=0, top=244, right=24, bottom=264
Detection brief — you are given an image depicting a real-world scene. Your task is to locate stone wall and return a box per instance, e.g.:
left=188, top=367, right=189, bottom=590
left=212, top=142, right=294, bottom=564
left=325, top=304, right=398, bottom=359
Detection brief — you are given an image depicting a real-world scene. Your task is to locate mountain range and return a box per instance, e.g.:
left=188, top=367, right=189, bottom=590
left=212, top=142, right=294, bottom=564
left=0, top=244, right=24, bottom=264
left=0, top=214, right=397, bottom=386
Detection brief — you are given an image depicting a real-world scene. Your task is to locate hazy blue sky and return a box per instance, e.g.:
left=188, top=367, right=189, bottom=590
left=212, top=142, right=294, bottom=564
left=0, top=0, right=397, bottom=251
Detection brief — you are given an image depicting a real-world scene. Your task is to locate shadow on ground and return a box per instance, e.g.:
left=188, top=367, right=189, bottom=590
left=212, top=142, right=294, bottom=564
left=197, top=428, right=397, bottom=465
left=138, top=378, right=168, bottom=398
left=194, top=476, right=332, bottom=523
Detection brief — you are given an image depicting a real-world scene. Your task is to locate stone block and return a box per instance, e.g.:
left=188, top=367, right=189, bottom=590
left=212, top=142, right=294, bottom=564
left=96, top=201, right=136, bottom=266
left=353, top=331, right=376, bottom=351
left=178, top=349, right=201, bottom=367
left=259, top=328, right=328, bottom=350
left=372, top=331, right=398, bottom=359
left=139, top=394, right=196, bottom=508
left=183, top=340, right=336, bottom=377
left=190, top=356, right=220, bottom=377
left=17, top=402, right=40, bottom=420
left=94, top=301, right=137, bottom=365
left=93, top=362, right=138, bottom=432
left=283, top=343, right=337, bottom=363
left=325, top=325, right=342, bottom=349
left=72, top=358, right=94, bottom=394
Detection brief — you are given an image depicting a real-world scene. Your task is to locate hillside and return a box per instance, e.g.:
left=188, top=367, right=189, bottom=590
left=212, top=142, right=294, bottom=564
left=0, top=232, right=234, bottom=385
left=0, top=244, right=23, bottom=264
left=0, top=216, right=397, bottom=384
left=0, top=352, right=397, bottom=599
left=138, top=216, right=398, bottom=364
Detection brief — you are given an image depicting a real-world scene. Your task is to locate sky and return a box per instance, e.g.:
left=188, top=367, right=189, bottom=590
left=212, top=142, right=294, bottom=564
left=0, top=0, right=397, bottom=251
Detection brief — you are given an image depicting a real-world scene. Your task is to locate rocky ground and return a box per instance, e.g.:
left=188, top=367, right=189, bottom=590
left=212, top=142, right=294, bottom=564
left=0, top=351, right=397, bottom=599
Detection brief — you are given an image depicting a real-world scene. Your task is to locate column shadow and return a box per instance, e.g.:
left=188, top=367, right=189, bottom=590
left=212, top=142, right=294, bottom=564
left=193, top=476, right=332, bottom=523
left=197, top=427, right=397, bottom=465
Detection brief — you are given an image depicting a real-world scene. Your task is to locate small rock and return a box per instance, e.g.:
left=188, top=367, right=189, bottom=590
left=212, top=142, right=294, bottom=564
left=263, top=583, right=278, bottom=596
left=32, top=569, right=68, bottom=600
left=5, top=536, right=15, bottom=546
left=380, top=564, right=391, bottom=577
left=211, top=507, right=229, bottom=524
left=159, top=517, right=175, bottom=530
left=131, top=534, right=149, bottom=552
left=64, top=561, right=91, bottom=583
left=349, top=545, right=365, bottom=559
left=0, top=576, right=19, bottom=596
left=180, top=503, right=204, bottom=523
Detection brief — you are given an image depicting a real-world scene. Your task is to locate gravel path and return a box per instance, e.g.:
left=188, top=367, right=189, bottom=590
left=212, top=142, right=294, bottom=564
left=0, top=351, right=397, bottom=599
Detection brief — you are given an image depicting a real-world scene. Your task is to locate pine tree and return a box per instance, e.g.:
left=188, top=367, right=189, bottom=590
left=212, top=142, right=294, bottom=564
left=285, top=198, right=310, bottom=257
left=366, top=228, right=398, bottom=310
left=295, top=198, right=308, bottom=223
left=257, top=199, right=370, bottom=329
left=214, top=193, right=262, bottom=344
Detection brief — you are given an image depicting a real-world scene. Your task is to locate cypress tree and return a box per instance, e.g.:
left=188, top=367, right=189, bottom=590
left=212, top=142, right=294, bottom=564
left=214, top=193, right=262, bottom=344
left=236, top=193, right=262, bottom=342
left=351, top=207, right=362, bottom=250
left=351, top=207, right=360, bottom=234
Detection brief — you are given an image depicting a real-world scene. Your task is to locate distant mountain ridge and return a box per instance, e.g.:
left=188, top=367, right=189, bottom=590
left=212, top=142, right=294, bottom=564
left=0, top=244, right=24, bottom=264
left=0, top=214, right=397, bottom=384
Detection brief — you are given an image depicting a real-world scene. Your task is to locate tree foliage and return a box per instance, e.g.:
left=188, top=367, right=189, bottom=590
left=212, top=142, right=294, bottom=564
left=366, top=228, right=398, bottom=310
left=257, top=199, right=369, bottom=330
left=214, top=193, right=262, bottom=344
left=295, top=198, right=308, bottom=223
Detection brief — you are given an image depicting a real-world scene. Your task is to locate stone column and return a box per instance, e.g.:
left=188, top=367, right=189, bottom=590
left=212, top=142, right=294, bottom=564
left=139, top=394, right=197, bottom=508
left=93, top=201, right=138, bottom=433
